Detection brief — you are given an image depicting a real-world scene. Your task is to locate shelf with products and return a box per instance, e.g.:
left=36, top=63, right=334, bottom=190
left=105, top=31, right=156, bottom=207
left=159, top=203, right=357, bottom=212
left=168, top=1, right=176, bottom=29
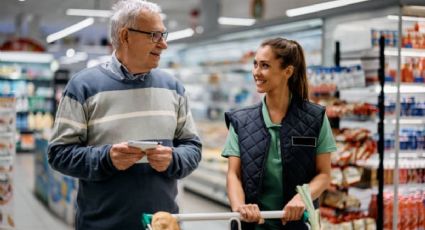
left=315, top=34, right=386, bottom=228
left=0, top=95, right=16, bottom=229
left=328, top=10, right=425, bottom=229
left=0, top=51, right=56, bottom=152
left=357, top=157, right=425, bottom=190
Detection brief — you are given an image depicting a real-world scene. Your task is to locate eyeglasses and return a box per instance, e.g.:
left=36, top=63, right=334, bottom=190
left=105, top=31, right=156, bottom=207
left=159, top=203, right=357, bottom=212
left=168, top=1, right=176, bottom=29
left=127, top=28, right=168, bottom=43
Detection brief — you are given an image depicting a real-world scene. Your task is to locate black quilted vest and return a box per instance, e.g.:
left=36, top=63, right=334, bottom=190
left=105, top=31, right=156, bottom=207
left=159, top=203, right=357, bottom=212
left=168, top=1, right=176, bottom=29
left=225, top=96, right=325, bottom=230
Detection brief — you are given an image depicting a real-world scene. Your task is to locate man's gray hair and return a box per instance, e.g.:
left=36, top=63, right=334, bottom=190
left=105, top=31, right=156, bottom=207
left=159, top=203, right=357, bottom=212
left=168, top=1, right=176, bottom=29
left=110, top=0, right=161, bottom=49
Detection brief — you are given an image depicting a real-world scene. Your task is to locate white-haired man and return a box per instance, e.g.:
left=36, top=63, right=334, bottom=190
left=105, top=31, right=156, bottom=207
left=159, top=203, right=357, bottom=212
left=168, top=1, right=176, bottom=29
left=48, top=1, right=202, bottom=229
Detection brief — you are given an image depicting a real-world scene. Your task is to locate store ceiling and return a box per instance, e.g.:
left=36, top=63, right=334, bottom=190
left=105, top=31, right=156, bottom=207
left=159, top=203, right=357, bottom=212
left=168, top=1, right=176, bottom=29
left=1, top=0, right=329, bottom=44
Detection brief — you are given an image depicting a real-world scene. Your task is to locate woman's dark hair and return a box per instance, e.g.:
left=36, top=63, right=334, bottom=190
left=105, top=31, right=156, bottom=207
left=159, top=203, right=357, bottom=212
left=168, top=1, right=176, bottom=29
left=260, top=37, right=309, bottom=100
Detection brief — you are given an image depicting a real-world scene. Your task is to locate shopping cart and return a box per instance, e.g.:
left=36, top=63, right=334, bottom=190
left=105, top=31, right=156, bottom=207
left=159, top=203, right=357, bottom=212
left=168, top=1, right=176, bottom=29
left=141, top=210, right=311, bottom=230
left=142, top=184, right=318, bottom=230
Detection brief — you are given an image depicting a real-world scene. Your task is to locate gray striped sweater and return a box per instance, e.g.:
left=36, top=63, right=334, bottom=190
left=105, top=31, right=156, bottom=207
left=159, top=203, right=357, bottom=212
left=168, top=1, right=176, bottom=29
left=47, top=60, right=202, bottom=230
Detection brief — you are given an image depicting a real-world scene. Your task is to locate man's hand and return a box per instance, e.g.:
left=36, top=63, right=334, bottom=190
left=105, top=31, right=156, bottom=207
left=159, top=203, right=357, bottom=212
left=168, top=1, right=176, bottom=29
left=145, top=145, right=173, bottom=172
left=282, top=195, right=305, bottom=225
left=109, top=142, right=144, bottom=170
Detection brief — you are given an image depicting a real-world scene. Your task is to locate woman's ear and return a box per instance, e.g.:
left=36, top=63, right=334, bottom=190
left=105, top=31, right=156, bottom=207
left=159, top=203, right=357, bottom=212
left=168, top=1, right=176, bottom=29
left=285, top=65, right=294, bottom=79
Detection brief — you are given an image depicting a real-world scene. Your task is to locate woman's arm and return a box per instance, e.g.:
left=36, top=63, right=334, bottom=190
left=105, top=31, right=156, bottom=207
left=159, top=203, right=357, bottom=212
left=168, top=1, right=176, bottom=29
left=227, top=156, right=262, bottom=223
left=309, top=153, right=331, bottom=200
left=282, top=153, right=331, bottom=222
left=227, top=156, right=245, bottom=211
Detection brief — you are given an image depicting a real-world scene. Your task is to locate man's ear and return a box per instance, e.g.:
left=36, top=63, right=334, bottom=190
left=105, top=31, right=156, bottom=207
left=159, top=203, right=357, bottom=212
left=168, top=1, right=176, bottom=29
left=285, top=65, right=294, bottom=79
left=119, top=28, right=129, bottom=46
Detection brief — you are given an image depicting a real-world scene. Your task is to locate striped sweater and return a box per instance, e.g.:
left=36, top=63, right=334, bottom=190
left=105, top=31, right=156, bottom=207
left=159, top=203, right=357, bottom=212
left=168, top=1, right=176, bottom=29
left=47, top=59, right=202, bottom=230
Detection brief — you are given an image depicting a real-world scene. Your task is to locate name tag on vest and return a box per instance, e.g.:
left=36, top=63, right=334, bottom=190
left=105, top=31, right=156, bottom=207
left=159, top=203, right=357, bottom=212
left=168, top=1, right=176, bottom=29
left=292, top=136, right=317, bottom=147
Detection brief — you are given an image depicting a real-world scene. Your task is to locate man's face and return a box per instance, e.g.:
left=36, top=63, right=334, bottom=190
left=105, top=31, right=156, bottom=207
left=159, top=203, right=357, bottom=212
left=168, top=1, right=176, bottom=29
left=125, top=10, right=167, bottom=72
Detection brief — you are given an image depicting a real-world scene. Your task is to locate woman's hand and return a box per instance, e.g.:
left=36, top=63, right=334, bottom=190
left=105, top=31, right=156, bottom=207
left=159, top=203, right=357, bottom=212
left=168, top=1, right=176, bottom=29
left=235, top=204, right=264, bottom=224
left=282, top=195, right=305, bottom=225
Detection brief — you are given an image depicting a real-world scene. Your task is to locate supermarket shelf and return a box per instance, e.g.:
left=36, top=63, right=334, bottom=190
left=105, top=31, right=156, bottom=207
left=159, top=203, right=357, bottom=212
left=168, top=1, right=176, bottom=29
left=19, top=95, right=55, bottom=99
left=0, top=51, right=54, bottom=63
left=0, top=108, right=15, bottom=113
left=341, top=47, right=425, bottom=58
left=357, top=156, right=425, bottom=168
left=385, top=116, right=425, bottom=125
left=339, top=83, right=425, bottom=102
left=0, top=75, right=53, bottom=81
left=385, top=150, right=425, bottom=158
left=17, top=129, right=36, bottom=133
left=201, top=63, right=251, bottom=73
left=17, top=110, right=54, bottom=113
left=385, top=48, right=425, bottom=58
left=340, top=116, right=425, bottom=130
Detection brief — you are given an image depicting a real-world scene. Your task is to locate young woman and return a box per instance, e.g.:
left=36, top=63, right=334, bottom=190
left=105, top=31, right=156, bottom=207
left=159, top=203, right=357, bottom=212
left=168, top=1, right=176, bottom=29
left=222, top=38, right=336, bottom=230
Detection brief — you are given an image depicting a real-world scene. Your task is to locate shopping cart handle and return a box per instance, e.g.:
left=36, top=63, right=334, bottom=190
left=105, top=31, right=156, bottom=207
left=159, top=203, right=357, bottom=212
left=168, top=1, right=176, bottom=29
left=171, top=211, right=285, bottom=221
left=142, top=210, right=308, bottom=228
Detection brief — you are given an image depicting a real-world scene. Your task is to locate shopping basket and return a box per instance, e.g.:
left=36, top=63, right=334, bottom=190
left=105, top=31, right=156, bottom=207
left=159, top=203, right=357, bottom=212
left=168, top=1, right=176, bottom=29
left=141, top=210, right=311, bottom=230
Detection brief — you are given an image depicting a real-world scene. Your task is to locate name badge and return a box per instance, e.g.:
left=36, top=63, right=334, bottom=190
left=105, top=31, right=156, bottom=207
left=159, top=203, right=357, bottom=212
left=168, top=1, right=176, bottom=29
left=292, top=136, right=317, bottom=147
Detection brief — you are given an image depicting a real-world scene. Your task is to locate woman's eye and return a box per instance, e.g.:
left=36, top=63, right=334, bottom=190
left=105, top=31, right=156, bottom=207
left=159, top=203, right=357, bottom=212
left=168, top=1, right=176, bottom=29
left=261, top=64, right=269, bottom=68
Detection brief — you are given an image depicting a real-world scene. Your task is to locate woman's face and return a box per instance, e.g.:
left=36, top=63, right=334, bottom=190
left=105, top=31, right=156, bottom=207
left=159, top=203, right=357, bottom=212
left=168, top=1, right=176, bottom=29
left=252, top=45, right=292, bottom=94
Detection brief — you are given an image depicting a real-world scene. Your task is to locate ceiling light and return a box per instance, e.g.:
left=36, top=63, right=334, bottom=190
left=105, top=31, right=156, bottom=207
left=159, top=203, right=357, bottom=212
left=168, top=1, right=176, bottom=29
left=167, top=28, right=194, bottom=41
left=218, top=17, right=256, bottom=26
left=67, top=9, right=112, bottom=18
left=286, top=0, right=369, bottom=17
left=66, top=48, right=75, bottom=57
left=264, top=19, right=323, bottom=33
left=195, top=26, right=204, bottom=34
left=66, top=8, right=166, bottom=20
left=387, top=15, right=425, bottom=22
left=46, top=17, right=94, bottom=43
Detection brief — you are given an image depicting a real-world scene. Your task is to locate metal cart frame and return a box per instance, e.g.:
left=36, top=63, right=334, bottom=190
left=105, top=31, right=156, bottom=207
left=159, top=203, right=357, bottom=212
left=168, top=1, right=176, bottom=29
left=142, top=211, right=311, bottom=230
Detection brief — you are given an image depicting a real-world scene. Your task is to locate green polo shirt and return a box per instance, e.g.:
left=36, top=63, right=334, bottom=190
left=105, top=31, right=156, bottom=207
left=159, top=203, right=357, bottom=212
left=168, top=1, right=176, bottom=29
left=222, top=97, right=336, bottom=229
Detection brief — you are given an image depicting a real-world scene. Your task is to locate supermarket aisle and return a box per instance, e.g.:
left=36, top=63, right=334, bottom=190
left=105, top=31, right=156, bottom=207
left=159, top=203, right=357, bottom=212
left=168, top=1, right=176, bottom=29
left=14, top=153, right=229, bottom=230
left=15, top=153, right=73, bottom=230
left=178, top=187, right=230, bottom=230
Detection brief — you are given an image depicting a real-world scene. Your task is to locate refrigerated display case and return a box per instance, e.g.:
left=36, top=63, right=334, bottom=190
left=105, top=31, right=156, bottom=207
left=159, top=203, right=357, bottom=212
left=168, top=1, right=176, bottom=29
left=0, top=51, right=55, bottom=151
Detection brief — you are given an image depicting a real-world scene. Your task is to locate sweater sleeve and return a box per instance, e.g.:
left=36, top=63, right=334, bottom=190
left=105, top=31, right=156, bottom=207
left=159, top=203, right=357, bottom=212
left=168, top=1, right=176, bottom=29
left=166, top=93, right=202, bottom=179
left=47, top=90, right=118, bottom=181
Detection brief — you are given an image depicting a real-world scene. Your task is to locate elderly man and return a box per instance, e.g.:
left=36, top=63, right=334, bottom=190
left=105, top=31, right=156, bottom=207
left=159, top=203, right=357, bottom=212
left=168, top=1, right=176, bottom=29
left=48, top=0, right=202, bottom=229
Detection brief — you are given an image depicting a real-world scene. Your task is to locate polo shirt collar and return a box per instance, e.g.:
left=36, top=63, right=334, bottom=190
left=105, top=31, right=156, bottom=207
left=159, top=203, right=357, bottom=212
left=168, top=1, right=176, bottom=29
left=262, top=94, right=292, bottom=128
left=111, top=52, right=150, bottom=81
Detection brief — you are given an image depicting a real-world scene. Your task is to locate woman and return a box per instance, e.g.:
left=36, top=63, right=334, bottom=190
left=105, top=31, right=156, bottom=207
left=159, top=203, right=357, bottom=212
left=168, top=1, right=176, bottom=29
left=222, top=38, right=336, bottom=230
